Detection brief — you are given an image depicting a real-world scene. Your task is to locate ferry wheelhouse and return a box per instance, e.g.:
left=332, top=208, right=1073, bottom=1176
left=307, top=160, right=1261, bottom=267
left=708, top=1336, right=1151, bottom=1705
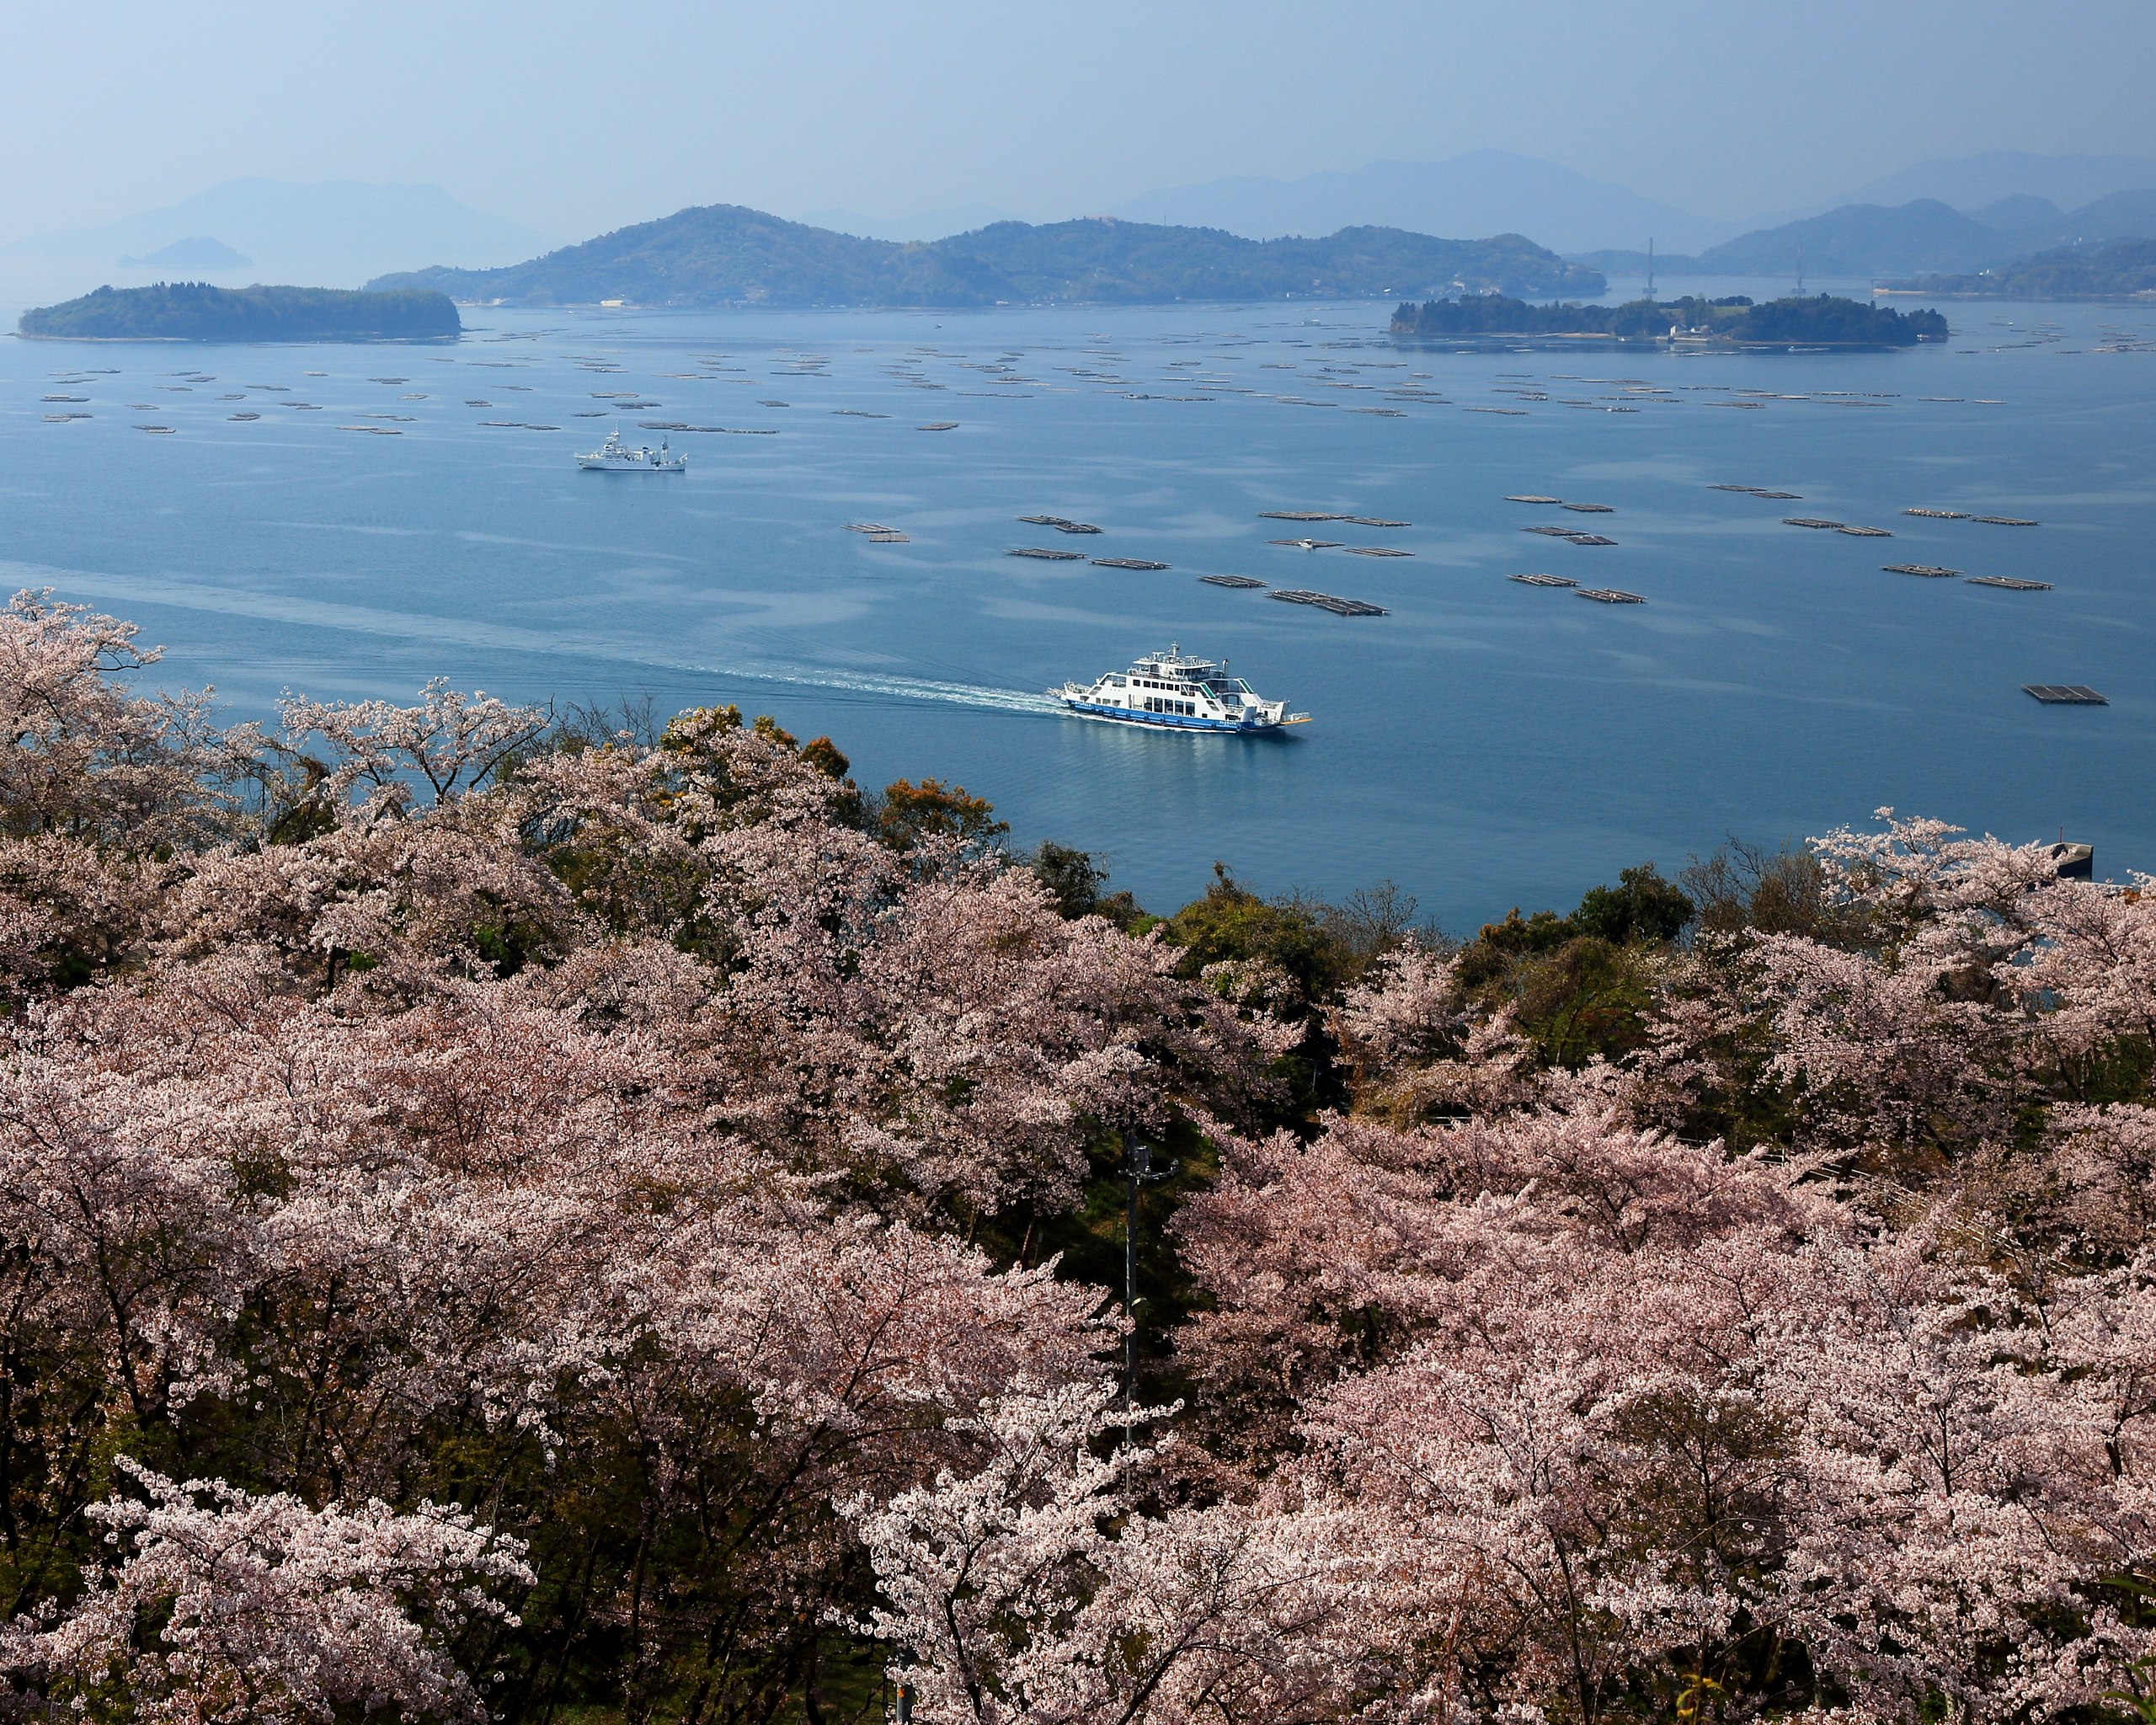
left=1050, top=645, right=1308, bottom=733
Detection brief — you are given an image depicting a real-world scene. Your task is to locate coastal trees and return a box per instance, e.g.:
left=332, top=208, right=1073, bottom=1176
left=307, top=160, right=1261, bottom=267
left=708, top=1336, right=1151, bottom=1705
left=6, top=601, right=2156, bottom=1722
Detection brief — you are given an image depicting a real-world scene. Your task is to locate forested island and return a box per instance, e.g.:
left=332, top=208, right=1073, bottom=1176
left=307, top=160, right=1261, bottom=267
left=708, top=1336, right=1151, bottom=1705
left=367, top=200, right=1603, bottom=307
left=16, top=281, right=462, bottom=341
left=1391, top=291, right=1949, bottom=344
left=1881, top=237, right=2156, bottom=299
left=3, top=588, right=2154, bottom=1723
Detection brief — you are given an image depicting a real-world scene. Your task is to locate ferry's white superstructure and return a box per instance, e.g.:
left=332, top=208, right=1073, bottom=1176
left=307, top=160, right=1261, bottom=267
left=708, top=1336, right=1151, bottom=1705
left=576, top=427, right=686, bottom=472
left=1050, top=645, right=1308, bottom=733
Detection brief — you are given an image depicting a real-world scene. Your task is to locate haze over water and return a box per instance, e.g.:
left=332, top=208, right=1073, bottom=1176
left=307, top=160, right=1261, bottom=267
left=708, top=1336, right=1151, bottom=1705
left=3, top=287, right=2150, bottom=927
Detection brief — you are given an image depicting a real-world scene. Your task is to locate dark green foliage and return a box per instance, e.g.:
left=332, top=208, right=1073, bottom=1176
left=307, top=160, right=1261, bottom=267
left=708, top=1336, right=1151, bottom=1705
left=1390, top=291, right=1947, bottom=345
left=1023, top=842, right=1149, bottom=931
left=369, top=204, right=1603, bottom=307
left=18, top=281, right=461, bottom=341
left=1572, top=863, right=1695, bottom=947
left=1455, top=864, right=1693, bottom=1067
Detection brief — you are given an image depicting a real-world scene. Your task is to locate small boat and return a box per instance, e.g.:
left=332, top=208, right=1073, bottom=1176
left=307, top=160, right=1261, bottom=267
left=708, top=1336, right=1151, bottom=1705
left=577, top=427, right=686, bottom=472
left=1051, top=644, right=1306, bottom=732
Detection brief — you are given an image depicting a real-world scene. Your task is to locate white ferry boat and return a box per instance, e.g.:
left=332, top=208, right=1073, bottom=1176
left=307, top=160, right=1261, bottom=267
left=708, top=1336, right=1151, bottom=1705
left=576, top=426, right=686, bottom=472
left=1050, top=645, right=1308, bottom=733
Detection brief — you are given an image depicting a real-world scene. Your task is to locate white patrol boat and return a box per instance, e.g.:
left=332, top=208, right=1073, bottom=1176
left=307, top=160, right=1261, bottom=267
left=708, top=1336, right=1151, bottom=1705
left=1051, top=645, right=1309, bottom=733
left=576, top=426, right=686, bottom=472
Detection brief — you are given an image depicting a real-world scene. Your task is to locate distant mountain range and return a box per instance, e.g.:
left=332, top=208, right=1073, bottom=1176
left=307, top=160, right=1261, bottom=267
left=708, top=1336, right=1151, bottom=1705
left=793, top=152, right=2156, bottom=260
left=367, top=204, right=1604, bottom=307
left=1103, top=152, right=1736, bottom=256
left=117, top=235, right=252, bottom=271
left=0, top=180, right=552, bottom=302
left=1572, top=189, right=2156, bottom=281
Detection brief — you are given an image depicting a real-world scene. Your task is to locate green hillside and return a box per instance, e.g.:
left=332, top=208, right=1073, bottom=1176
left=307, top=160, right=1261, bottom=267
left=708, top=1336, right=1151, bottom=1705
left=1390, top=291, right=1948, bottom=345
left=19, top=281, right=460, bottom=341
left=367, top=203, right=1602, bottom=307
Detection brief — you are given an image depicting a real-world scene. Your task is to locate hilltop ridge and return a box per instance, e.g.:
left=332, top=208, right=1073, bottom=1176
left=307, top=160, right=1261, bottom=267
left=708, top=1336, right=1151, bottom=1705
left=366, top=202, right=1603, bottom=307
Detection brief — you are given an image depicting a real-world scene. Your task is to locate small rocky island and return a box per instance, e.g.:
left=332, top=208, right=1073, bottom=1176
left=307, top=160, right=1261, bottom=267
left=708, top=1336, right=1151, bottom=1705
left=18, top=282, right=461, bottom=342
left=1390, top=291, right=1948, bottom=346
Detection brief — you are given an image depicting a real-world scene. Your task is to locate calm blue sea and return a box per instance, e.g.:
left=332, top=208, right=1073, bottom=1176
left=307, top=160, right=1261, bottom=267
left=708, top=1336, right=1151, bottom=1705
left=3, top=286, right=2151, bottom=930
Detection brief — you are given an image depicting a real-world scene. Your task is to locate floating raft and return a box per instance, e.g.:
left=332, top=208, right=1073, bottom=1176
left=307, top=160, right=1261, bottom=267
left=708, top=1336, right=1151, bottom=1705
left=1508, top=574, right=1578, bottom=588
left=134, top=425, right=175, bottom=434
left=917, top=422, right=959, bottom=431
left=1884, top=563, right=1960, bottom=578
left=1505, top=494, right=1562, bottom=505
left=1561, top=502, right=1614, bottom=514
left=1905, top=507, right=1971, bottom=519
left=1566, top=533, right=1617, bottom=547
left=1199, top=574, right=1267, bottom=589
left=1344, top=546, right=1413, bottom=558
left=865, top=531, right=910, bottom=543
left=1975, top=515, right=2039, bottom=526
left=1010, top=547, right=1084, bottom=561
left=1523, top=525, right=1580, bottom=537
left=1271, top=590, right=1388, bottom=617
left=1020, top=515, right=1103, bottom=533
left=1969, top=576, right=2053, bottom=590
left=227, top=412, right=260, bottom=421
left=1348, top=516, right=1411, bottom=527
left=2024, top=685, right=2106, bottom=704
left=1784, top=517, right=1844, bottom=529
left=1092, top=558, right=1171, bottom=570
left=843, top=522, right=894, bottom=534
left=1259, top=510, right=1352, bottom=521
left=1837, top=525, right=1893, bottom=537
left=1271, top=537, right=1342, bottom=549
left=1577, top=588, right=1646, bottom=605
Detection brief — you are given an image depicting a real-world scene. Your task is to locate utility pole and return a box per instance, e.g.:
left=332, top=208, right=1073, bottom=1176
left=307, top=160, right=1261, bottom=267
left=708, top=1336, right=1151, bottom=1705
left=1122, top=1132, right=1176, bottom=1451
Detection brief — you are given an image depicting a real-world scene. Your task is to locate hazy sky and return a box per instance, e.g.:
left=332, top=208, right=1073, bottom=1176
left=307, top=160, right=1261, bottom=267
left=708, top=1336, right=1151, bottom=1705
left=7, top=0, right=2155, bottom=242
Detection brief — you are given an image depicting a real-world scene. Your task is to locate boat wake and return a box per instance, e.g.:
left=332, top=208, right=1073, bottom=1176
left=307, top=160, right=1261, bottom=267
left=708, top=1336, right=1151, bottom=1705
left=744, top=665, right=1058, bottom=714
left=0, top=558, right=1059, bottom=719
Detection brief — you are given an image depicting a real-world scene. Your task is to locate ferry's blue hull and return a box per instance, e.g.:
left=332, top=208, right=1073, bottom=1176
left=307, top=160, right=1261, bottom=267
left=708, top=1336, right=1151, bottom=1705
left=1060, top=698, right=1275, bottom=734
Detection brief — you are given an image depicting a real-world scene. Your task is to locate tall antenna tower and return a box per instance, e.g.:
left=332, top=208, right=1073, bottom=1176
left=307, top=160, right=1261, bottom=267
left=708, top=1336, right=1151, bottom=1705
left=1796, top=246, right=1805, bottom=296
left=1646, top=238, right=1655, bottom=301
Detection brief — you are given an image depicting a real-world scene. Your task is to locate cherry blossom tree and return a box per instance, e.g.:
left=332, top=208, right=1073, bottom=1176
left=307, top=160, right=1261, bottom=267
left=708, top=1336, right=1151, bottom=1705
left=1, top=1462, right=530, bottom=1725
